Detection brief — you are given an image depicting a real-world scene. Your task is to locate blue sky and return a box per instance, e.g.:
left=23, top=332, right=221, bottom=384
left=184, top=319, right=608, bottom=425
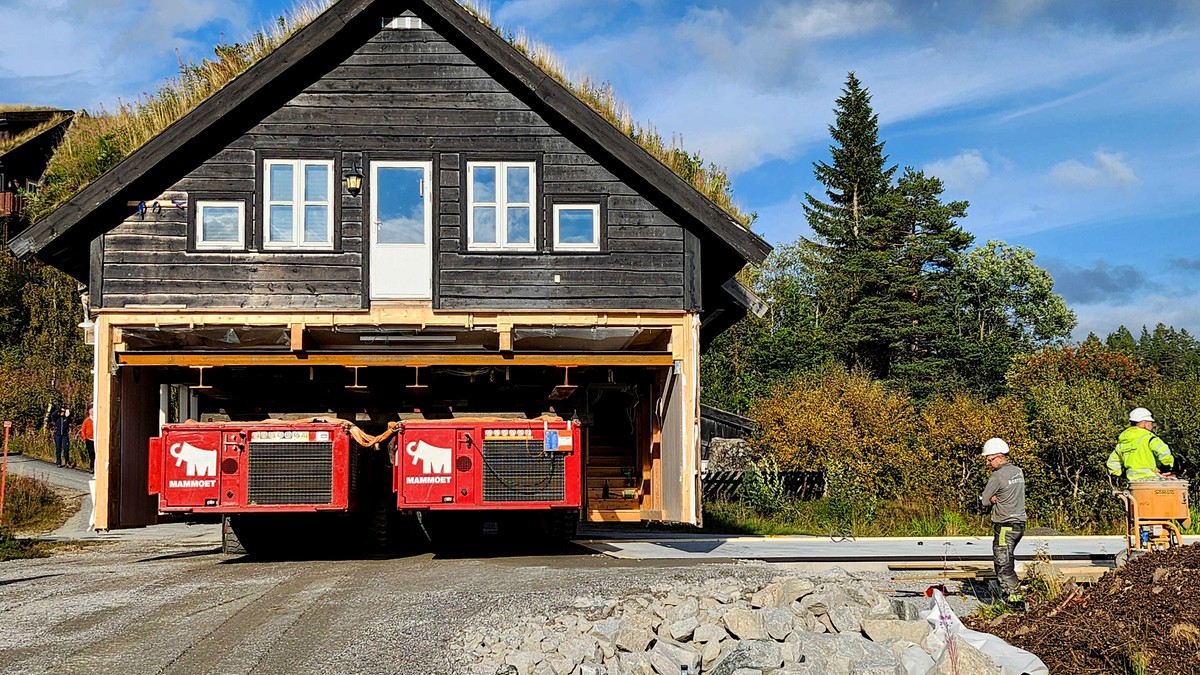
left=2, top=0, right=1198, bottom=339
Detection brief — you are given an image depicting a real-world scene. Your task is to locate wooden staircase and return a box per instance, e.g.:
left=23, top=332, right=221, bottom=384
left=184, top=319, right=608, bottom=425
left=585, top=443, right=642, bottom=521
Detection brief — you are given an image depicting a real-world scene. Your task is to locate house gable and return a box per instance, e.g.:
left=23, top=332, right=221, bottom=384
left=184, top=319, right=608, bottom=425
left=13, top=0, right=769, bottom=317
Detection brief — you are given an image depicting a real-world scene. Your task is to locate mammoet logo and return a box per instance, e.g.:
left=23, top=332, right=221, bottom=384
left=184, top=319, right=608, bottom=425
left=170, top=441, right=217, bottom=477
left=406, top=440, right=451, bottom=474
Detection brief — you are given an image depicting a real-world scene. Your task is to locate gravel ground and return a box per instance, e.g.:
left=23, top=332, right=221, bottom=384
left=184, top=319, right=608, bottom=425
left=0, top=538, right=981, bottom=675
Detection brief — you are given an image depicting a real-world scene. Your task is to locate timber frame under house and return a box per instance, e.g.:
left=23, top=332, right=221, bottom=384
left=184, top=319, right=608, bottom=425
left=9, top=0, right=770, bottom=528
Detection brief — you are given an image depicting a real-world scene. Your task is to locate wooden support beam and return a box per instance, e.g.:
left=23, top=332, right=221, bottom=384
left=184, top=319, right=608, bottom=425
left=115, top=352, right=675, bottom=368
left=290, top=323, right=307, bottom=353
left=498, top=324, right=513, bottom=353
left=94, top=316, right=116, bottom=530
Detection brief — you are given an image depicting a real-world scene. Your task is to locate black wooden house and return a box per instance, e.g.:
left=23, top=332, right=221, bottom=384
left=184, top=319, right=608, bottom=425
left=8, top=0, right=769, bottom=528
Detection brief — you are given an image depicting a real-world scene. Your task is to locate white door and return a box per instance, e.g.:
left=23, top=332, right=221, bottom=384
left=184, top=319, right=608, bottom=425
left=370, top=161, right=432, bottom=299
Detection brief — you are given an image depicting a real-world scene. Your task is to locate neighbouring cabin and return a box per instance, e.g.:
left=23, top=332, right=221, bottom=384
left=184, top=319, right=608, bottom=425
left=9, top=0, right=770, bottom=530
left=0, top=108, right=73, bottom=234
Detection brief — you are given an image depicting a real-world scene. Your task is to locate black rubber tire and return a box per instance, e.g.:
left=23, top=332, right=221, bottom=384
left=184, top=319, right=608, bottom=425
left=227, top=515, right=275, bottom=556
left=360, top=499, right=393, bottom=555
left=547, top=508, right=579, bottom=541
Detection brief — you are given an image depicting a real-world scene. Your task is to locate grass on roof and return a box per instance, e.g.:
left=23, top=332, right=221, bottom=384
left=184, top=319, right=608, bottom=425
left=0, top=114, right=71, bottom=156
left=26, top=0, right=750, bottom=227
left=0, top=105, right=61, bottom=114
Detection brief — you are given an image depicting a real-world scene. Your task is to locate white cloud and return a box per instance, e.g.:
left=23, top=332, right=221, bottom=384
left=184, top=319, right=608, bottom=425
left=770, top=1, right=898, bottom=40
left=0, top=0, right=250, bottom=108
left=1071, top=293, right=1200, bottom=339
left=1051, top=150, right=1139, bottom=189
left=924, top=150, right=990, bottom=191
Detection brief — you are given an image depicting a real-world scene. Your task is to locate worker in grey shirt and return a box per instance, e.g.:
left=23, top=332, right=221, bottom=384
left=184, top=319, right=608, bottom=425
left=980, top=437, right=1027, bottom=604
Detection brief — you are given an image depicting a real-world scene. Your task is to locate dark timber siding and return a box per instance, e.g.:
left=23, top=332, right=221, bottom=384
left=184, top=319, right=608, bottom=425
left=100, top=18, right=689, bottom=311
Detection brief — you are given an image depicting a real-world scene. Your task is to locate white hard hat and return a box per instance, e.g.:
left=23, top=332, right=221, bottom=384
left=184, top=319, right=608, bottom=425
left=981, top=438, right=1010, bottom=456
left=1129, top=408, right=1154, bottom=423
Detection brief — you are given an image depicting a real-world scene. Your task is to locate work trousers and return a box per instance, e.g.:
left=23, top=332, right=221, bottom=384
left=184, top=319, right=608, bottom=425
left=54, top=434, right=71, bottom=467
left=992, top=521, right=1025, bottom=596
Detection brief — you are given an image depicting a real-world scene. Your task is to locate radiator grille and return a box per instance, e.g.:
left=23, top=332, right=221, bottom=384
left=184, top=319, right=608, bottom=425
left=481, top=439, right=565, bottom=502
left=247, top=441, right=334, bottom=505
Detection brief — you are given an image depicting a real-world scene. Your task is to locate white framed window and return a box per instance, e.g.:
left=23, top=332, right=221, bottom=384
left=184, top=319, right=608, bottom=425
left=264, top=159, right=334, bottom=248
left=467, top=161, right=536, bottom=251
left=552, top=203, right=601, bottom=251
left=195, top=201, right=245, bottom=249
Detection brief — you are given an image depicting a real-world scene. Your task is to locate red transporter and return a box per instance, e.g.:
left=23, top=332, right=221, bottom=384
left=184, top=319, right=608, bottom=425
left=148, top=416, right=582, bottom=552
left=149, top=422, right=359, bottom=514
left=392, top=416, right=582, bottom=528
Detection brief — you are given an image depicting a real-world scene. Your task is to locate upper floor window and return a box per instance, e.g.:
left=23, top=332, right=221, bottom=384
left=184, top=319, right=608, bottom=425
left=265, top=159, right=334, bottom=248
left=552, top=203, right=601, bottom=251
left=467, top=161, right=536, bottom=251
left=195, top=200, right=246, bottom=250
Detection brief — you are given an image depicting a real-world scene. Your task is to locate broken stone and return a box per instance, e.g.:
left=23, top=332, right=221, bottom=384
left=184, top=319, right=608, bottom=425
left=848, top=659, right=905, bottom=674
left=761, top=607, right=794, bottom=640
left=706, top=640, right=784, bottom=675
left=668, top=615, right=699, bottom=641
left=614, top=627, right=655, bottom=653
left=617, top=651, right=654, bottom=674
left=647, top=637, right=701, bottom=674
left=693, top=622, right=730, bottom=643
left=556, top=635, right=598, bottom=665
left=860, top=619, right=931, bottom=645
left=829, top=605, right=866, bottom=634
left=723, top=608, right=768, bottom=640
left=701, top=639, right=723, bottom=669
left=503, top=651, right=545, bottom=675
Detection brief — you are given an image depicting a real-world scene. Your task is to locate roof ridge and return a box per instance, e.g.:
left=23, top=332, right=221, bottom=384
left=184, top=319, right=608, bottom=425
left=25, top=0, right=750, bottom=227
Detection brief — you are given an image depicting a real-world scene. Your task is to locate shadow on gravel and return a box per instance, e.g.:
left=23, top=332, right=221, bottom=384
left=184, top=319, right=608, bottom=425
left=136, top=547, right=223, bottom=563
left=0, top=573, right=65, bottom=586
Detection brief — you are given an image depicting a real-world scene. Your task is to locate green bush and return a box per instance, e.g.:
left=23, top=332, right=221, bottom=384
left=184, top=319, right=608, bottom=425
left=736, top=457, right=787, bottom=517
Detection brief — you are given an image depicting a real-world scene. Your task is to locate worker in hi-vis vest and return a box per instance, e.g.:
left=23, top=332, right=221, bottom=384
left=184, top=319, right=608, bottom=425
left=980, top=437, right=1026, bottom=605
left=1107, top=408, right=1174, bottom=481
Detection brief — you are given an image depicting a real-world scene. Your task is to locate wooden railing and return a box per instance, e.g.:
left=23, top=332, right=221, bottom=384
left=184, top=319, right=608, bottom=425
left=701, top=469, right=824, bottom=502
left=0, top=192, right=23, bottom=217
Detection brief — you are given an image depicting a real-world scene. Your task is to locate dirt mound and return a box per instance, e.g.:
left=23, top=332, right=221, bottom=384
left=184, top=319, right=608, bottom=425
left=972, top=544, right=1200, bottom=674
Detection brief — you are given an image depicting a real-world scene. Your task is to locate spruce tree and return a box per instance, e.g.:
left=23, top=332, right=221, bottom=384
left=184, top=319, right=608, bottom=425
left=802, top=72, right=898, bottom=377
left=1105, top=325, right=1138, bottom=356
left=886, top=168, right=972, bottom=392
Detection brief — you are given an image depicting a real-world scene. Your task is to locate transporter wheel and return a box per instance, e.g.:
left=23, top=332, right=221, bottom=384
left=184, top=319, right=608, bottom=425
left=356, top=448, right=398, bottom=555
left=227, top=515, right=276, bottom=556
left=547, top=508, right=579, bottom=541
left=360, top=499, right=394, bottom=555
left=221, top=516, right=247, bottom=555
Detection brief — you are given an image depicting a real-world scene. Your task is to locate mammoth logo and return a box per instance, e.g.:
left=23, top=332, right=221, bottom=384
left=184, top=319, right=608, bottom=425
left=406, top=440, right=452, bottom=475
left=170, top=442, right=217, bottom=477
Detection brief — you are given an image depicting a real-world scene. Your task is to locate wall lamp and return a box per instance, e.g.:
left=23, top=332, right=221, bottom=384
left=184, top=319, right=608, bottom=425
left=344, top=163, right=364, bottom=197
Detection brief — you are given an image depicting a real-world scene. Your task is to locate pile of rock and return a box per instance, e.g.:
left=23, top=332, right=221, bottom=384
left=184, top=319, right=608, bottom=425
left=457, top=569, right=1003, bottom=674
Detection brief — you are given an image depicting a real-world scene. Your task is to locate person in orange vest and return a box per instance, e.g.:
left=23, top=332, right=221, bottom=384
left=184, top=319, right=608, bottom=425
left=80, top=405, right=95, bottom=472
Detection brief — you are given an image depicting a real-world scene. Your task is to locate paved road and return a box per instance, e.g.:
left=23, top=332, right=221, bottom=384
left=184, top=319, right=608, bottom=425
left=4, top=454, right=93, bottom=493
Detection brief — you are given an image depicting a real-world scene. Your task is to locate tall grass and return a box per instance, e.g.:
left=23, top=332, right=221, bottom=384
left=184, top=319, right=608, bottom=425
left=27, top=0, right=751, bottom=228
left=25, top=0, right=332, bottom=222
left=6, top=430, right=87, bottom=467
left=703, top=498, right=994, bottom=538
left=462, top=1, right=749, bottom=225
left=2, top=474, right=66, bottom=533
